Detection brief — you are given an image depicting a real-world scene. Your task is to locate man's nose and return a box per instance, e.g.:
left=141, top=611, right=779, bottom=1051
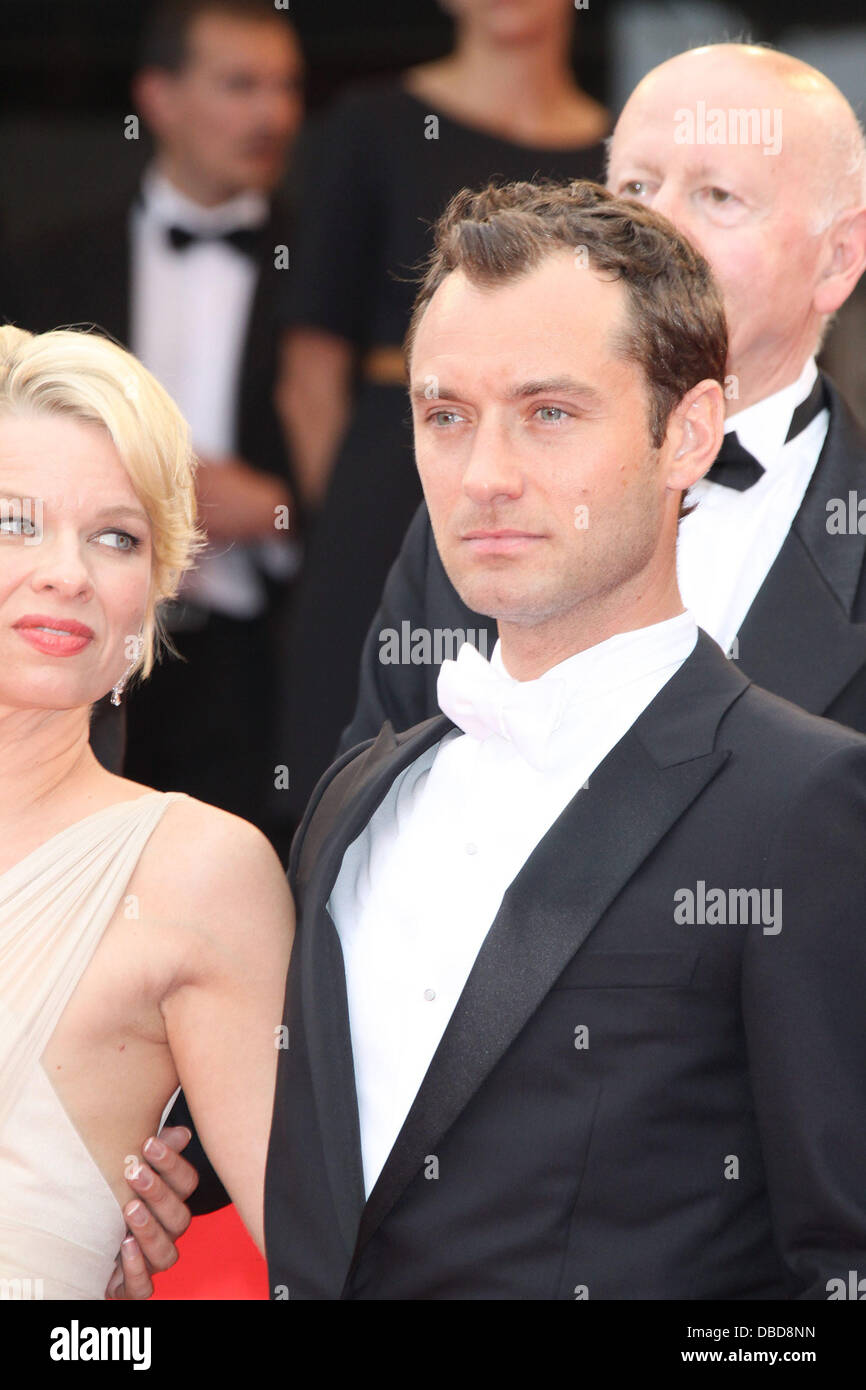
left=650, top=184, right=700, bottom=249
left=649, top=179, right=679, bottom=218
left=461, top=421, right=524, bottom=505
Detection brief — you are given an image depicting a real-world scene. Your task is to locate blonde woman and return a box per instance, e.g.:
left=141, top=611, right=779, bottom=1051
left=0, top=325, right=293, bottom=1298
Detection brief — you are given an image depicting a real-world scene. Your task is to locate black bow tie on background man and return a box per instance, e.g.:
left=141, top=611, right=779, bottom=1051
left=705, top=374, right=829, bottom=491
left=165, top=223, right=264, bottom=258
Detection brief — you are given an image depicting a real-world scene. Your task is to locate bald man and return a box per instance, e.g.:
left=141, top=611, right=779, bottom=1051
left=340, top=43, right=866, bottom=751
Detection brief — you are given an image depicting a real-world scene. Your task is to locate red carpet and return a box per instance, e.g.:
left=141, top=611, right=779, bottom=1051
left=152, top=1205, right=268, bottom=1300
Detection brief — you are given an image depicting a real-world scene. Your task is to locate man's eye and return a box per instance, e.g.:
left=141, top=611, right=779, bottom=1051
left=706, top=187, right=735, bottom=205
left=95, top=530, right=141, bottom=552
left=534, top=406, right=569, bottom=424
left=620, top=180, right=650, bottom=198
left=428, top=411, right=463, bottom=427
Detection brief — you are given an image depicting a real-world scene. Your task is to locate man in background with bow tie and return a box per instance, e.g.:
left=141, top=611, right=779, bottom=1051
left=0, top=0, right=304, bottom=847
left=342, top=43, right=866, bottom=752
left=263, top=178, right=866, bottom=1299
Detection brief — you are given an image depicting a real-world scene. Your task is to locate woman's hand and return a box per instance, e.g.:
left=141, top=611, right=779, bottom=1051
left=105, top=1126, right=199, bottom=1299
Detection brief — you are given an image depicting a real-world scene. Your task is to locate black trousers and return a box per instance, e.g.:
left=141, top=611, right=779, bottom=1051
left=123, top=606, right=294, bottom=860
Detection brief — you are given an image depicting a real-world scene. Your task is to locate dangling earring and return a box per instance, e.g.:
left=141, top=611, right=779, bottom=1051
left=111, top=630, right=144, bottom=707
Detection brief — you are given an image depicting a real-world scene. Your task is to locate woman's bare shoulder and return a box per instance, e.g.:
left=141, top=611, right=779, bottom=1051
left=139, top=794, right=294, bottom=955
left=158, top=792, right=282, bottom=858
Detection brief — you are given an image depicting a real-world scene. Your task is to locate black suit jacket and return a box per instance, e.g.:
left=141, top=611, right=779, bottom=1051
left=341, top=377, right=866, bottom=750
left=266, top=631, right=866, bottom=1299
left=1, top=189, right=296, bottom=781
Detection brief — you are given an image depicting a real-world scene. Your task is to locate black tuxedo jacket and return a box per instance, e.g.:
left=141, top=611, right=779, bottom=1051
left=266, top=631, right=866, bottom=1299
left=341, top=377, right=866, bottom=751
left=1, top=188, right=296, bottom=779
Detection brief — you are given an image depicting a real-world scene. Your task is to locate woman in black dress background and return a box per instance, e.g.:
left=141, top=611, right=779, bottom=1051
left=277, top=0, right=610, bottom=816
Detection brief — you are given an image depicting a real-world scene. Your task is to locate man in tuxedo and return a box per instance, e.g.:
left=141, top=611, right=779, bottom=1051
left=1, top=0, right=304, bottom=842
left=342, top=43, right=866, bottom=751
left=111, top=42, right=866, bottom=1298
left=263, top=178, right=866, bottom=1299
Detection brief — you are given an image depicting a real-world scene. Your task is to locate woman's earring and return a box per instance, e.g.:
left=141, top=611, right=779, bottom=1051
left=110, top=675, right=127, bottom=708
left=111, top=631, right=143, bottom=706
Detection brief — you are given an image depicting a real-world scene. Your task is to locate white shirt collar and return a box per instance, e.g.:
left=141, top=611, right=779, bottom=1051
left=489, top=609, right=698, bottom=704
left=138, top=164, right=268, bottom=236
left=723, top=357, right=821, bottom=470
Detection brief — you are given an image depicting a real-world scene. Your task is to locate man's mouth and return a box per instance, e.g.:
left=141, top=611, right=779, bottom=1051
left=463, top=528, right=543, bottom=539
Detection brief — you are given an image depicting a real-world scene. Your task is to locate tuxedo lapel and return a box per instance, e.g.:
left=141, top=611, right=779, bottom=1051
left=351, top=632, right=745, bottom=1260
left=235, top=194, right=293, bottom=481
left=737, top=377, right=866, bottom=713
left=296, top=715, right=454, bottom=1257
left=236, top=213, right=274, bottom=443
left=796, top=378, right=866, bottom=615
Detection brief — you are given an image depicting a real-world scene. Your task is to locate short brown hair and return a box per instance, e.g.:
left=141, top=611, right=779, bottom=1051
left=405, top=179, right=727, bottom=452
left=139, top=0, right=291, bottom=72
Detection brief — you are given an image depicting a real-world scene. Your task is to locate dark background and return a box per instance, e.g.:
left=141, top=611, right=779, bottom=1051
left=3, top=0, right=866, bottom=240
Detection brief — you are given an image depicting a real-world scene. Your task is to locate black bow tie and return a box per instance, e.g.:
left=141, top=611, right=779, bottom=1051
left=705, top=374, right=828, bottom=492
left=165, top=223, right=263, bottom=258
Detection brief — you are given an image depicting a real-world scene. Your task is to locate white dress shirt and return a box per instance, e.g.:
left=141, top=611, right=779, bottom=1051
left=130, top=166, right=296, bottom=619
left=329, top=610, right=698, bottom=1196
left=677, top=357, right=828, bottom=654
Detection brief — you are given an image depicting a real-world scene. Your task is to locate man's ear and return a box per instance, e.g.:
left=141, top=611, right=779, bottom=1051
left=130, top=68, right=177, bottom=140
left=664, top=378, right=726, bottom=494
left=813, top=206, right=866, bottom=317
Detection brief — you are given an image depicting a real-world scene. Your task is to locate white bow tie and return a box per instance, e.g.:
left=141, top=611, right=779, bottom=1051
left=436, top=641, right=568, bottom=771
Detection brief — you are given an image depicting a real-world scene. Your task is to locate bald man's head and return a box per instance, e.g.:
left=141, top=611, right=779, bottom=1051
left=606, top=43, right=866, bottom=408
left=635, top=44, right=866, bottom=225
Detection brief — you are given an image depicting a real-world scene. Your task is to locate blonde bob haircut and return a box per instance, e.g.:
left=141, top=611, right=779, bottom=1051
left=0, top=323, right=206, bottom=683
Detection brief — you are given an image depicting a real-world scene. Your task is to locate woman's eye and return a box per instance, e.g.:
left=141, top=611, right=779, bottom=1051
left=0, top=516, right=37, bottom=536
left=706, top=187, right=735, bottom=205
left=95, top=530, right=140, bottom=552
left=620, top=180, right=650, bottom=198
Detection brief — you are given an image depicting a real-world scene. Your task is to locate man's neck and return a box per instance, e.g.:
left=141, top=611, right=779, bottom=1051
left=726, top=344, right=819, bottom=416
left=152, top=154, right=243, bottom=211
left=445, top=19, right=583, bottom=127
left=497, top=586, right=686, bottom=682
left=0, top=706, right=99, bottom=824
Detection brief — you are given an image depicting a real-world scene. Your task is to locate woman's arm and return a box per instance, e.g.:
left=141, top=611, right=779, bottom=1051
left=160, top=812, right=295, bottom=1255
left=275, top=326, right=354, bottom=512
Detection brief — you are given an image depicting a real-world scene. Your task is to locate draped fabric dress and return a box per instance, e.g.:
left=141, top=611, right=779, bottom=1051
left=0, top=791, right=184, bottom=1298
